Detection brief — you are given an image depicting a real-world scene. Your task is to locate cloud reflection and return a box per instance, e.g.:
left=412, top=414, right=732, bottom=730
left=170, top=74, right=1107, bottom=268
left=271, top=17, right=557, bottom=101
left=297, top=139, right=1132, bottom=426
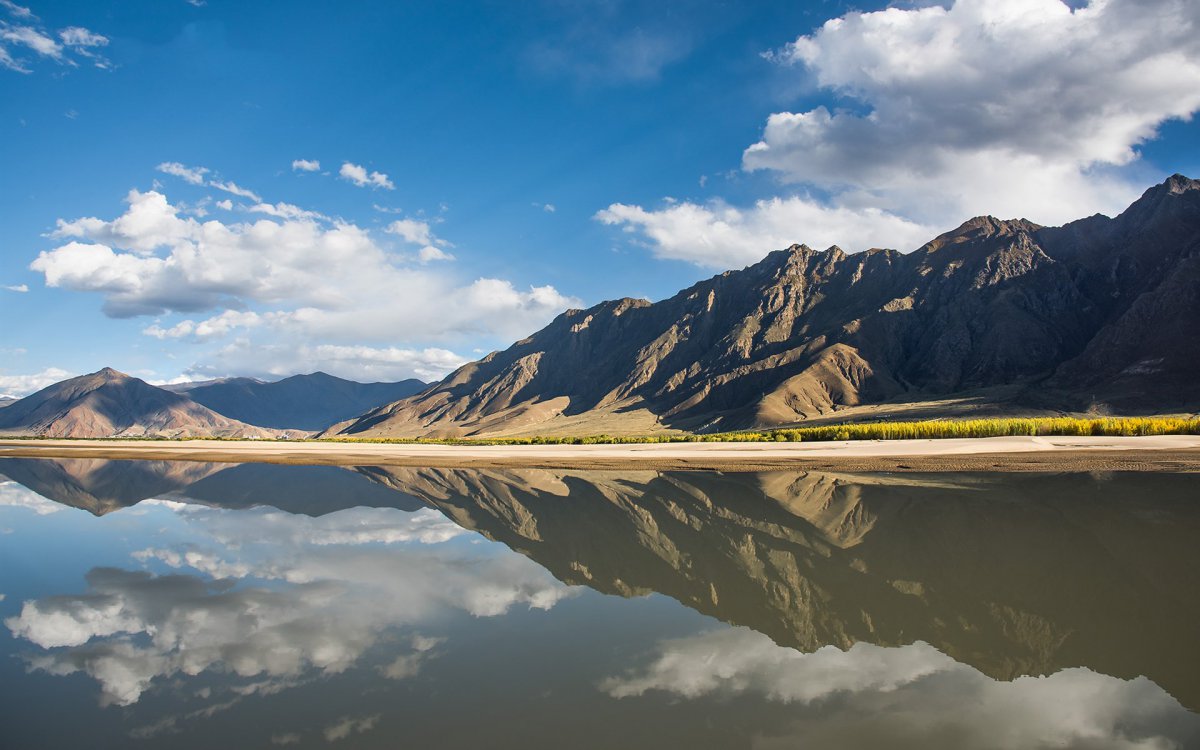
left=4, top=501, right=577, bottom=706
left=604, top=627, right=1200, bottom=749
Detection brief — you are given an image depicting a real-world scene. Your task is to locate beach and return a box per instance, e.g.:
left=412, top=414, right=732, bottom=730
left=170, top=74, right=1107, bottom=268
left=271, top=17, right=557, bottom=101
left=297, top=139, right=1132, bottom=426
left=2, top=435, right=1200, bottom=472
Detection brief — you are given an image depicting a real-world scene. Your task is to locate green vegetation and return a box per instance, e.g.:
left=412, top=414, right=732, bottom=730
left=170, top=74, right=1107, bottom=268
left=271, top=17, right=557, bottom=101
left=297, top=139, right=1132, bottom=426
left=326, top=415, right=1200, bottom=446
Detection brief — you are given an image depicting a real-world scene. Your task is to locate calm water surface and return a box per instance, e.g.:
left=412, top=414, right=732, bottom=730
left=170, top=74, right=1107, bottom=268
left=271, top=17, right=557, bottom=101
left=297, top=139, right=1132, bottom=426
left=0, top=458, right=1197, bottom=749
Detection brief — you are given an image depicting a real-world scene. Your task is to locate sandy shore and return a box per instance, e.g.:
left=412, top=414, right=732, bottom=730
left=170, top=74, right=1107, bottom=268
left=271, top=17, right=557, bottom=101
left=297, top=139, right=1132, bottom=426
left=2, top=435, right=1200, bottom=472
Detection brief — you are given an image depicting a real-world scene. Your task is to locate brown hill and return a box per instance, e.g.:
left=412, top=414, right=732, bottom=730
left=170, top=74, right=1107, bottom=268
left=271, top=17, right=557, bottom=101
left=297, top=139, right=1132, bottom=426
left=0, top=368, right=285, bottom=438
left=329, top=175, right=1200, bottom=438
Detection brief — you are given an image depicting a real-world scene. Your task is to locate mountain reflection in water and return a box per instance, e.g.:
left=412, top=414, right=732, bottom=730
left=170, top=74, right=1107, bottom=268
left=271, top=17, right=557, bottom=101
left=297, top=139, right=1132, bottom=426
left=0, top=457, right=1197, bottom=750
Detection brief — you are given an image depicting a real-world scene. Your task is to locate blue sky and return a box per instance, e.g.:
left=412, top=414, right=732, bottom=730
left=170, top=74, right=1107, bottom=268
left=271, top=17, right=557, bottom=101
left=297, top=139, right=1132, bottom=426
left=2, top=0, right=1199, bottom=392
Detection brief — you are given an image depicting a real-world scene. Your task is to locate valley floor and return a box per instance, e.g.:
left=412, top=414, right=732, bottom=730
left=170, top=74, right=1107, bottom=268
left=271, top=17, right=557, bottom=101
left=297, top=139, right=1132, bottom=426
left=2, top=435, right=1200, bottom=473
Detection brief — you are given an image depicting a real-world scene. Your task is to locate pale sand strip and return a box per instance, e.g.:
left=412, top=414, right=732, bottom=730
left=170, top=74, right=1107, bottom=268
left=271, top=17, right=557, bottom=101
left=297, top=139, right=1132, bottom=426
left=2, top=436, right=1200, bottom=472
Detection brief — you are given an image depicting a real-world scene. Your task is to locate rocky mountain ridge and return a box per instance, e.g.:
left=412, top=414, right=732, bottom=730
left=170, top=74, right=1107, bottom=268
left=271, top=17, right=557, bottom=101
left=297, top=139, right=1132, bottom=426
left=330, top=175, right=1200, bottom=438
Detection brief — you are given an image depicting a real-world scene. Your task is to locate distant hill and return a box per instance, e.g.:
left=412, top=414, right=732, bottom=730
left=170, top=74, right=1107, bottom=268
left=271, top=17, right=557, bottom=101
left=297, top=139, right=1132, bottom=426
left=172, top=372, right=426, bottom=430
left=0, top=396, right=16, bottom=408
left=327, top=174, right=1200, bottom=438
left=0, top=368, right=282, bottom=438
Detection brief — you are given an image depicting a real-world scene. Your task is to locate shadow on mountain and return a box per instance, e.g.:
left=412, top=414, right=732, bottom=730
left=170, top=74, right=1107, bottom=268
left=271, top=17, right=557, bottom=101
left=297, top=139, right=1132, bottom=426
left=355, top=466, right=1200, bottom=710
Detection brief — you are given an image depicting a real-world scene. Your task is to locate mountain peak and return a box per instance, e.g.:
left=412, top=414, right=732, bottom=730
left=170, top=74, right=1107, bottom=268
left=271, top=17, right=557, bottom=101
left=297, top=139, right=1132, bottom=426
left=1163, top=173, right=1199, bottom=195
left=94, top=367, right=128, bottom=379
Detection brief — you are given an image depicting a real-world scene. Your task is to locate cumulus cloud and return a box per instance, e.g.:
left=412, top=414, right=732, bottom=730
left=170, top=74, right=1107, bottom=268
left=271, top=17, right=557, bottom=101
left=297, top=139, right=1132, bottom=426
left=291, top=159, right=320, bottom=172
left=385, top=218, right=436, bottom=246
left=0, top=367, right=72, bottom=396
left=744, top=0, right=1200, bottom=227
left=4, top=501, right=576, bottom=706
left=31, top=189, right=578, bottom=355
left=181, top=341, right=468, bottom=383
left=597, top=196, right=935, bottom=267
left=604, top=627, right=1198, bottom=748
left=339, top=162, right=394, bottom=190
left=143, top=310, right=266, bottom=342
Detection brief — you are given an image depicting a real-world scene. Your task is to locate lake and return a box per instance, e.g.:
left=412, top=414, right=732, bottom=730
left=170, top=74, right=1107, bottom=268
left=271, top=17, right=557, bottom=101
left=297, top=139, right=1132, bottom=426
left=1, top=458, right=1197, bottom=749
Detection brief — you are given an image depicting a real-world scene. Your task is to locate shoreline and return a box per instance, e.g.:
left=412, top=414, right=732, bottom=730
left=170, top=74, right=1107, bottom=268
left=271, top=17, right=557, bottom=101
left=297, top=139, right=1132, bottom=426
left=2, top=435, right=1200, bottom=473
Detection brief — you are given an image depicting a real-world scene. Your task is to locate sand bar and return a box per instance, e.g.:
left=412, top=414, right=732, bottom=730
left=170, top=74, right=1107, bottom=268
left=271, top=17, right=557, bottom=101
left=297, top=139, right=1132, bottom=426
left=3, top=435, right=1200, bottom=472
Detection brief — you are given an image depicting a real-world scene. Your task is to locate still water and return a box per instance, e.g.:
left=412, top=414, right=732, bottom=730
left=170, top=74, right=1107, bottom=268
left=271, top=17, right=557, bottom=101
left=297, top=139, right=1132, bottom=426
left=0, top=458, right=1197, bottom=749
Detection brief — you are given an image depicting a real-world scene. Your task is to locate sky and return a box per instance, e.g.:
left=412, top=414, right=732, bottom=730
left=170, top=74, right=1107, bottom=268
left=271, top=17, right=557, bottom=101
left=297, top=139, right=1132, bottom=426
left=1, top=0, right=1199, bottom=394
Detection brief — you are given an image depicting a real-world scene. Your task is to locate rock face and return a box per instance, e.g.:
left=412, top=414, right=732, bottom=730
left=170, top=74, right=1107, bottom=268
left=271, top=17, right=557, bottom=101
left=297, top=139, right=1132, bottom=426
left=171, top=372, right=426, bottom=430
left=0, top=368, right=282, bottom=438
left=330, top=175, right=1200, bottom=438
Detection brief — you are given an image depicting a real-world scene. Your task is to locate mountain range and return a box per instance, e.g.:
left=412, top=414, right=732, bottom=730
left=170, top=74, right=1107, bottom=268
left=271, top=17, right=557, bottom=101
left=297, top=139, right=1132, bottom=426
left=165, top=371, right=426, bottom=430
left=0, top=369, right=423, bottom=439
left=3, top=175, right=1197, bottom=439
left=328, top=174, right=1200, bottom=438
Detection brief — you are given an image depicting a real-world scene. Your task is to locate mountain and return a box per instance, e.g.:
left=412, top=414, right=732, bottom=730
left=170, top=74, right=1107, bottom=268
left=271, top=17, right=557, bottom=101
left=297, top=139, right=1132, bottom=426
left=329, top=175, right=1200, bottom=438
left=172, top=372, right=426, bottom=430
left=0, top=368, right=283, bottom=438
left=0, top=396, right=16, bottom=408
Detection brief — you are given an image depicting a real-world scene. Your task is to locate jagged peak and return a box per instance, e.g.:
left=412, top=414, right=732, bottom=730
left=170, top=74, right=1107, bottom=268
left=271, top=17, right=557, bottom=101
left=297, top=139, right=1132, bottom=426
left=94, top=367, right=130, bottom=380
left=1162, top=173, right=1199, bottom=195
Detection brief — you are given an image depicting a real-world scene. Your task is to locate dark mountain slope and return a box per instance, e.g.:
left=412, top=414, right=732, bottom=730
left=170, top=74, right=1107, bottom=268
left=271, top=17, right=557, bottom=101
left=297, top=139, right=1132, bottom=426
left=175, top=372, right=426, bottom=430
left=331, top=175, right=1200, bottom=438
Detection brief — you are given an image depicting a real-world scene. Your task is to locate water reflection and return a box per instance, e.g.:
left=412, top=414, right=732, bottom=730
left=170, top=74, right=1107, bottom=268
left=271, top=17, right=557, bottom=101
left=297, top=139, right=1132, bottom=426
left=0, top=458, right=1197, bottom=749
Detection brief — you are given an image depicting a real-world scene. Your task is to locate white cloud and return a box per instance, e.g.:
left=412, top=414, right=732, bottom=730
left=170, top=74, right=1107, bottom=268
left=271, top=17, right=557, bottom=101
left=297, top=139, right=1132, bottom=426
left=156, top=162, right=209, bottom=186
left=418, top=246, right=454, bottom=263
left=59, top=27, right=107, bottom=48
left=385, top=218, right=435, bottom=246
left=596, top=196, right=934, bottom=267
left=0, top=367, right=72, bottom=397
left=31, top=188, right=580, bottom=352
left=248, top=201, right=327, bottom=222
left=143, top=310, right=265, bottom=342
left=155, top=163, right=263, bottom=202
left=603, top=627, right=1196, bottom=749
left=743, top=0, right=1200, bottom=227
left=4, top=283, right=27, bottom=292
left=339, top=162, right=394, bottom=190
left=186, top=342, right=468, bottom=383
left=214, top=199, right=232, bottom=211
left=0, top=11, right=111, bottom=72
left=1, top=24, right=60, bottom=58
left=0, top=2, right=34, bottom=19
left=209, top=180, right=261, bottom=202
left=291, top=159, right=320, bottom=172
